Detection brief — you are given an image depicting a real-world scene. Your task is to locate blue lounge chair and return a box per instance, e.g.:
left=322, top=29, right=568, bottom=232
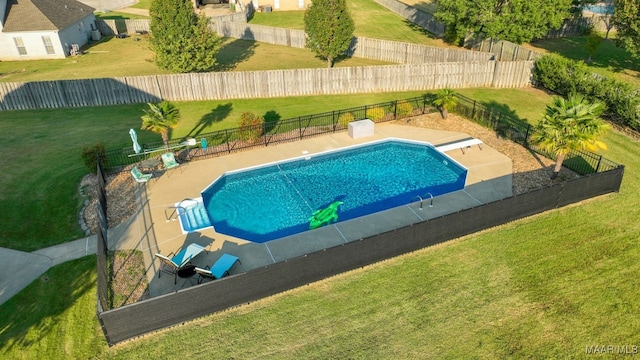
left=195, top=254, right=240, bottom=283
left=155, top=243, right=207, bottom=284
left=161, top=152, right=179, bottom=171
left=131, top=166, right=152, bottom=183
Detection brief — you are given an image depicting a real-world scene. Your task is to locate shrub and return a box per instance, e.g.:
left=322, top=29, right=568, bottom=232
left=533, top=54, right=640, bottom=130
left=338, top=112, right=355, bottom=127
left=81, top=143, right=107, bottom=174
left=395, top=100, right=414, bottom=118
left=238, top=112, right=265, bottom=142
left=365, top=106, right=386, bottom=121
left=432, top=89, right=458, bottom=119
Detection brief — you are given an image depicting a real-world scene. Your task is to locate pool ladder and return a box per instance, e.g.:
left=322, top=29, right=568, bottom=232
left=164, top=198, right=199, bottom=222
left=412, top=192, right=434, bottom=210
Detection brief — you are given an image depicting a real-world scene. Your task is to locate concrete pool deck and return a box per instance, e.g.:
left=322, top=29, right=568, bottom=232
left=107, top=123, right=513, bottom=298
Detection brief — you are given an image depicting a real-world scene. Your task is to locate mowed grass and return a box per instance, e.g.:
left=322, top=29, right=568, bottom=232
left=4, top=105, right=639, bottom=358
left=2, top=86, right=639, bottom=358
left=456, top=87, right=552, bottom=124
left=0, top=35, right=391, bottom=83
left=0, top=257, right=107, bottom=359
left=249, top=0, right=451, bottom=47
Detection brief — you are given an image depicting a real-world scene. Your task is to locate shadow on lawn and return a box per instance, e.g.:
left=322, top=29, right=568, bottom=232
left=0, top=257, right=96, bottom=351
left=215, top=37, right=258, bottom=71
left=479, top=100, right=526, bottom=122
left=185, top=103, right=233, bottom=138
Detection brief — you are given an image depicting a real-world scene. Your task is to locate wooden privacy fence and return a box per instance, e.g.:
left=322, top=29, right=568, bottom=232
left=94, top=17, right=493, bottom=64
left=0, top=61, right=534, bottom=110
left=466, top=38, right=542, bottom=62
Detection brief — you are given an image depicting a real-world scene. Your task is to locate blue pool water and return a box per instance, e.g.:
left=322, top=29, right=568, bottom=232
left=584, top=4, right=613, bottom=14
left=201, top=139, right=467, bottom=243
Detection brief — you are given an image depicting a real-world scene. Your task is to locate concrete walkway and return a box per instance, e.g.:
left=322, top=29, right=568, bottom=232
left=0, top=236, right=97, bottom=306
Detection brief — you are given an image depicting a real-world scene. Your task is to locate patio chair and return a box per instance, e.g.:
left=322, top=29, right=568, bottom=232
left=131, top=166, right=152, bottom=183
left=161, top=152, right=180, bottom=171
left=155, top=243, right=208, bottom=284
left=195, top=254, right=241, bottom=284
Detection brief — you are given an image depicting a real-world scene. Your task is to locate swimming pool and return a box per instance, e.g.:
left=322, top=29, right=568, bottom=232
left=201, top=139, right=467, bottom=243
left=584, top=4, right=613, bottom=14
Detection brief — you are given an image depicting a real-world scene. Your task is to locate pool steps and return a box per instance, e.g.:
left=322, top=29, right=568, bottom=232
left=165, top=198, right=212, bottom=232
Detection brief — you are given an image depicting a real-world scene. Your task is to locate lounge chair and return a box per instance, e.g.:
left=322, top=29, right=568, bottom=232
left=155, top=243, right=208, bottom=284
left=161, top=152, right=179, bottom=171
left=131, top=166, right=152, bottom=183
left=195, top=254, right=240, bottom=284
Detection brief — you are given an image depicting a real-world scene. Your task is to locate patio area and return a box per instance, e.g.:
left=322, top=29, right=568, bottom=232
left=106, top=123, right=513, bottom=298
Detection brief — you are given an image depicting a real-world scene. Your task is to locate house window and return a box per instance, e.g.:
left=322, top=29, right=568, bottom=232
left=14, top=37, right=27, bottom=55
left=42, top=36, right=55, bottom=55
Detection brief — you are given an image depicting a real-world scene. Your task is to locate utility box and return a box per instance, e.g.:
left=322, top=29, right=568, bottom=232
left=348, top=119, right=375, bottom=139
left=91, top=30, right=101, bottom=41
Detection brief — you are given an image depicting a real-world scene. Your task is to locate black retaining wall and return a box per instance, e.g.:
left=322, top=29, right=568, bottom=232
left=99, top=166, right=624, bottom=345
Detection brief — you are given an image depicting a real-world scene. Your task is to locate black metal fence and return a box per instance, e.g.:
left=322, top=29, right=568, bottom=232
left=453, top=93, right=619, bottom=175
left=97, top=166, right=624, bottom=345
left=96, top=161, right=112, bottom=345
left=104, top=93, right=619, bottom=177
left=102, top=96, right=437, bottom=175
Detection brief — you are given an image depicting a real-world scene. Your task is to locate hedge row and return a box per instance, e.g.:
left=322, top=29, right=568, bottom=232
left=532, top=54, right=640, bottom=129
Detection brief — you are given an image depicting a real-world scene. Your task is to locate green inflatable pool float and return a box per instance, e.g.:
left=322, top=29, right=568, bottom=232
left=309, top=201, right=343, bottom=229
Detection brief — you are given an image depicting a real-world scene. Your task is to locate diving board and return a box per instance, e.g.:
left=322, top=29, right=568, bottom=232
left=436, top=138, right=483, bottom=154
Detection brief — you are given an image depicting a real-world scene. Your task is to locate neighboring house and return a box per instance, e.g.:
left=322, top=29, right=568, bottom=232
left=0, top=0, right=96, bottom=61
left=241, top=0, right=310, bottom=11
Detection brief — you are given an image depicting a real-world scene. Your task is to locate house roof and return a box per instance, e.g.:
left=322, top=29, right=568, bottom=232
left=3, top=0, right=95, bottom=32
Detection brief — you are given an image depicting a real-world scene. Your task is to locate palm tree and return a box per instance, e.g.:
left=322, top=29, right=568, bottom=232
left=531, top=94, right=610, bottom=179
left=432, top=88, right=458, bottom=119
left=140, top=101, right=181, bottom=149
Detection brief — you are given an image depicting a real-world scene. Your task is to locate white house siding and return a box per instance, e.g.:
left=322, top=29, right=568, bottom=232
left=0, top=31, right=64, bottom=60
left=0, top=14, right=95, bottom=60
left=249, top=0, right=310, bottom=11
left=58, top=14, right=96, bottom=56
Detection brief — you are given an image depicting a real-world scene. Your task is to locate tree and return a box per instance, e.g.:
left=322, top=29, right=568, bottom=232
left=434, top=0, right=573, bottom=44
left=141, top=101, right=181, bottom=148
left=585, top=31, right=602, bottom=62
left=432, top=89, right=458, bottom=119
left=304, top=0, right=355, bottom=67
left=611, top=0, right=640, bottom=59
left=531, top=94, right=610, bottom=179
left=149, top=0, right=222, bottom=73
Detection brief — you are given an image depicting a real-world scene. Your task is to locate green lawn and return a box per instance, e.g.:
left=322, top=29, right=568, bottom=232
left=0, top=257, right=106, bottom=359
left=130, top=0, right=152, bottom=10
left=0, top=36, right=390, bottom=83
left=250, top=0, right=450, bottom=47
left=3, top=87, right=639, bottom=358
left=94, top=11, right=149, bottom=20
